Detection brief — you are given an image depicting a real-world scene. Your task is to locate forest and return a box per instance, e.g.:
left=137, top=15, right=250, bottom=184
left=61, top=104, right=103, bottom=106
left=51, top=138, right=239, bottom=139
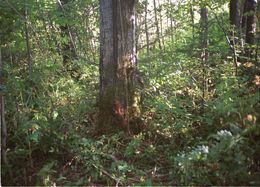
left=0, top=0, right=259, bottom=186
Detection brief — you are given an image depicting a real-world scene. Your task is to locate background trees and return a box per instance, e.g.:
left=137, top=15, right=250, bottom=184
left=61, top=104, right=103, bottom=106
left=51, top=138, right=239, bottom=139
left=1, top=0, right=259, bottom=185
left=229, top=0, right=258, bottom=79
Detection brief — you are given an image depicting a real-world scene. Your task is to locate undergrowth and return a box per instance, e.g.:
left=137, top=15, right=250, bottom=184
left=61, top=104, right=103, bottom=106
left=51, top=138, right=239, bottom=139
left=2, top=45, right=259, bottom=185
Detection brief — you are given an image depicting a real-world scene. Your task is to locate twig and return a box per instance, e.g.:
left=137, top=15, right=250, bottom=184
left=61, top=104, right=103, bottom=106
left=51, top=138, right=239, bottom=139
left=3, top=0, right=45, bottom=54
left=92, top=164, right=122, bottom=186
left=62, top=156, right=76, bottom=170
left=206, top=3, right=238, bottom=75
left=56, top=0, right=78, bottom=58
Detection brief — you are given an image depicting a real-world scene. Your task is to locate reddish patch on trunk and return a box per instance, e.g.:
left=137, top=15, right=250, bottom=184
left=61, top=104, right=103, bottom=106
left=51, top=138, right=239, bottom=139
left=113, top=100, right=127, bottom=130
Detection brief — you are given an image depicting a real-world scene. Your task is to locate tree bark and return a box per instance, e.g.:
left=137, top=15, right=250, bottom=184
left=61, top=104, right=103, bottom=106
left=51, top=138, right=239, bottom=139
left=153, top=0, right=162, bottom=52
left=190, top=1, right=195, bottom=40
left=200, top=7, right=208, bottom=114
left=170, top=2, right=174, bottom=43
left=24, top=0, right=32, bottom=78
left=230, top=0, right=243, bottom=30
left=230, top=0, right=245, bottom=74
left=244, top=0, right=257, bottom=46
left=230, top=0, right=245, bottom=47
left=144, top=0, right=150, bottom=56
left=256, top=0, right=260, bottom=64
left=0, top=47, right=9, bottom=172
left=158, top=0, right=165, bottom=51
left=99, top=0, right=140, bottom=133
left=242, top=0, right=258, bottom=79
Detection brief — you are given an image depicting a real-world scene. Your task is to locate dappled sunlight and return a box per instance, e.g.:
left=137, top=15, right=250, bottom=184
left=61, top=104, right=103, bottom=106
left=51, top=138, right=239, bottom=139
left=1, top=0, right=259, bottom=186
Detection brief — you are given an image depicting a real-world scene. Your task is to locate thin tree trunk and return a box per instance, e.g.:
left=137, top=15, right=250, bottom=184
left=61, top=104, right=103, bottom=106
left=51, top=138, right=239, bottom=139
left=158, top=0, right=165, bottom=51
left=245, top=0, right=257, bottom=46
left=0, top=48, right=12, bottom=179
left=24, top=0, right=32, bottom=78
left=230, top=0, right=245, bottom=48
left=135, top=3, right=138, bottom=63
left=242, top=0, right=248, bottom=35
left=230, top=0, right=242, bottom=31
left=89, top=4, right=99, bottom=64
left=242, top=0, right=258, bottom=79
left=229, top=0, right=243, bottom=75
left=230, top=0, right=238, bottom=48
left=200, top=7, right=209, bottom=114
left=153, top=0, right=162, bottom=52
left=144, top=0, right=150, bottom=57
left=190, top=1, right=195, bottom=40
left=239, top=0, right=246, bottom=49
left=169, top=0, right=174, bottom=43
left=256, top=1, right=260, bottom=64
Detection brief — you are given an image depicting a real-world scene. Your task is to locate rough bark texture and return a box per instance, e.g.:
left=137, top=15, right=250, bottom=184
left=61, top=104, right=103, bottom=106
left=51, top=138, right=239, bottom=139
left=0, top=48, right=8, bottom=168
left=230, top=0, right=243, bottom=29
left=244, top=0, right=258, bottom=79
left=242, top=0, right=248, bottom=33
left=241, top=0, right=257, bottom=61
left=99, top=0, right=140, bottom=133
left=244, top=0, right=257, bottom=45
left=230, top=0, right=245, bottom=46
left=229, top=0, right=245, bottom=74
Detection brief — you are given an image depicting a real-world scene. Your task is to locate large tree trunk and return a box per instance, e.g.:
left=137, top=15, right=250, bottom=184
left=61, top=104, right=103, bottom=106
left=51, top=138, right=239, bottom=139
left=99, top=0, right=140, bottom=133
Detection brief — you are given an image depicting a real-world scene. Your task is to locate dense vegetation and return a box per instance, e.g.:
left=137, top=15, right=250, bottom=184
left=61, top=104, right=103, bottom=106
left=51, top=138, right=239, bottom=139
left=1, top=0, right=259, bottom=186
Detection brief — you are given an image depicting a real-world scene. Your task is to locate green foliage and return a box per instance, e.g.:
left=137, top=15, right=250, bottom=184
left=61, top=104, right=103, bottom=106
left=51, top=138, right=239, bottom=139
left=37, top=161, right=57, bottom=186
left=173, top=127, right=259, bottom=185
left=1, top=0, right=259, bottom=186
